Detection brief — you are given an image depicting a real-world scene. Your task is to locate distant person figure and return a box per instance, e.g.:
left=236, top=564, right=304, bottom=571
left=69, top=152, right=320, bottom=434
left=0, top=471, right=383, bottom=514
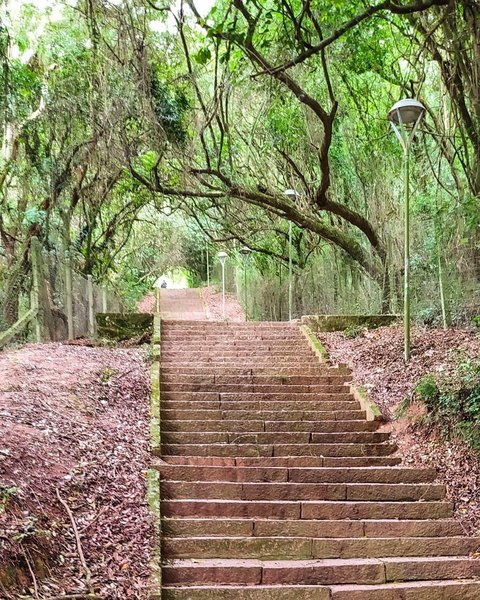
left=161, top=279, right=167, bottom=289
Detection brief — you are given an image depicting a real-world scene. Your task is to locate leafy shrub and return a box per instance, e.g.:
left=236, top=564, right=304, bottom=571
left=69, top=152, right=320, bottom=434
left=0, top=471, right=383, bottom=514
left=343, top=325, right=363, bottom=339
left=0, top=485, right=19, bottom=514
left=414, top=357, right=480, bottom=450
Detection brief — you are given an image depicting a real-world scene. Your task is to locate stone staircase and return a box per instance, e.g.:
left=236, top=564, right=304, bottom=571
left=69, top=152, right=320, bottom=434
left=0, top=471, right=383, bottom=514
left=156, top=321, right=480, bottom=599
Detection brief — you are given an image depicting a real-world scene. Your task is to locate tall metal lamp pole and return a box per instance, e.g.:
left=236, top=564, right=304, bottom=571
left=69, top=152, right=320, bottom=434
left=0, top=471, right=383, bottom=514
left=240, top=246, right=252, bottom=321
left=218, top=251, right=228, bottom=318
left=284, top=189, right=299, bottom=321
left=388, top=98, right=426, bottom=361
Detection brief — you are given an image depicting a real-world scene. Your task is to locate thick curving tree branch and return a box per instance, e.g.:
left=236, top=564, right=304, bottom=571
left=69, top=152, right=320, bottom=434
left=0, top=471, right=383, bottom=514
left=130, top=162, right=384, bottom=281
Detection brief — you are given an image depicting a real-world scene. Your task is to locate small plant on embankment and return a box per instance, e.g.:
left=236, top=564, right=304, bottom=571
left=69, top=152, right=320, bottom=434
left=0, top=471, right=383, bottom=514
left=412, top=356, right=480, bottom=451
left=342, top=325, right=363, bottom=339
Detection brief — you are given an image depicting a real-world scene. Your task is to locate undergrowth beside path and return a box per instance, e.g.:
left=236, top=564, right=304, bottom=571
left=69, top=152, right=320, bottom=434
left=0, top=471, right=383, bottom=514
left=320, top=325, right=480, bottom=534
left=0, top=343, right=153, bottom=599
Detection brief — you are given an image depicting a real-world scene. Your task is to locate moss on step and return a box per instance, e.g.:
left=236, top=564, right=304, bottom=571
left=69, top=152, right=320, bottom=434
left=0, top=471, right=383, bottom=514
left=300, top=325, right=329, bottom=361
left=299, top=323, right=383, bottom=423
left=147, top=467, right=162, bottom=590
left=351, top=385, right=384, bottom=422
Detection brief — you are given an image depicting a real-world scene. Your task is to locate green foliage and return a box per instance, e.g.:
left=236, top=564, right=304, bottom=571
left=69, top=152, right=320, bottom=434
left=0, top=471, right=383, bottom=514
left=414, top=358, right=480, bottom=451
left=1, top=0, right=480, bottom=327
left=22, top=207, right=46, bottom=227
left=99, top=367, right=116, bottom=385
left=343, top=325, right=363, bottom=339
left=194, top=46, right=212, bottom=65
left=0, top=485, right=19, bottom=514
left=150, top=75, right=189, bottom=144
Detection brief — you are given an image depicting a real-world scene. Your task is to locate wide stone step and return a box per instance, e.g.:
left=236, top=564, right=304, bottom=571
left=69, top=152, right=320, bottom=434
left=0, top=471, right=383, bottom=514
left=161, top=335, right=303, bottom=340
left=219, top=389, right=352, bottom=398
left=161, top=442, right=398, bottom=457
left=160, top=456, right=402, bottom=468
left=161, top=361, right=322, bottom=369
left=161, top=499, right=453, bottom=520
left=161, top=326, right=301, bottom=330
left=162, top=355, right=317, bottom=361
left=161, top=326, right=301, bottom=331
left=161, top=401, right=360, bottom=412
left=162, top=343, right=320, bottom=351
left=161, top=335, right=305, bottom=341
left=160, top=585, right=330, bottom=599
left=161, top=342, right=306, bottom=348
left=161, top=322, right=297, bottom=326
left=162, top=556, right=480, bottom=586
left=161, top=337, right=305, bottom=342
left=232, top=375, right=349, bottom=385
left=162, top=536, right=479, bottom=560
left=161, top=432, right=314, bottom=444
left=330, top=580, right=480, bottom=599
left=161, top=383, right=350, bottom=393
left=161, top=420, right=379, bottom=433
left=161, top=432, right=390, bottom=445
left=160, top=481, right=444, bottom=502
left=161, top=518, right=463, bottom=538
left=161, top=390, right=351, bottom=400
left=160, top=580, right=480, bottom=600
left=161, top=323, right=297, bottom=329
left=161, top=351, right=314, bottom=358
left=161, top=367, right=342, bottom=376
left=161, top=356, right=315, bottom=364
left=162, top=331, right=300, bottom=335
left=161, top=409, right=368, bottom=421
left=161, top=324, right=300, bottom=327
left=160, top=375, right=348, bottom=385
left=158, top=466, right=436, bottom=484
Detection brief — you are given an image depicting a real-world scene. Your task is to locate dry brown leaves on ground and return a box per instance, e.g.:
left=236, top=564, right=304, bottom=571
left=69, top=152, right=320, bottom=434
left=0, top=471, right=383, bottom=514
left=320, top=325, right=480, bottom=534
left=0, top=343, right=153, bottom=599
left=137, top=293, right=155, bottom=314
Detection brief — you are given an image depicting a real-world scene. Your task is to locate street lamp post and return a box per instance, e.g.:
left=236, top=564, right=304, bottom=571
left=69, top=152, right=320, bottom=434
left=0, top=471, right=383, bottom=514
left=206, top=243, right=210, bottom=288
left=218, top=251, right=228, bottom=318
left=388, top=98, right=426, bottom=361
left=284, top=189, right=299, bottom=321
left=239, top=246, right=252, bottom=321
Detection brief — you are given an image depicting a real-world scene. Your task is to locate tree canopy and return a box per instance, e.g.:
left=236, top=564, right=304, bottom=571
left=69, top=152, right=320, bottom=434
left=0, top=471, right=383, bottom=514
left=1, top=0, right=479, bottom=323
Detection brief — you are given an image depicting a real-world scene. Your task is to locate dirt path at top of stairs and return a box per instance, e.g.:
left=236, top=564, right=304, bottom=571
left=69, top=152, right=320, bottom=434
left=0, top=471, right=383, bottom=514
left=159, top=287, right=245, bottom=321
left=159, top=289, right=207, bottom=320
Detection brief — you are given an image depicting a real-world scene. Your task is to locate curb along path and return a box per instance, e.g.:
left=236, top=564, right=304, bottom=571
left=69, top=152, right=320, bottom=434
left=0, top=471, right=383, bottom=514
left=153, top=319, right=480, bottom=599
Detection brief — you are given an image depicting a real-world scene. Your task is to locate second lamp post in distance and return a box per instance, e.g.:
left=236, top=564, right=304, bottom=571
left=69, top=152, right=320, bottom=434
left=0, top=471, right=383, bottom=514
left=284, top=189, right=299, bottom=321
left=239, top=246, right=252, bottom=321
left=217, top=251, right=228, bottom=319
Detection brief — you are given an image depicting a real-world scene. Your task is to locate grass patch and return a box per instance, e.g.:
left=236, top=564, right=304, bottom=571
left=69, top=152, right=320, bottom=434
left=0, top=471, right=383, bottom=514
left=413, top=355, right=480, bottom=450
left=343, top=325, right=363, bottom=339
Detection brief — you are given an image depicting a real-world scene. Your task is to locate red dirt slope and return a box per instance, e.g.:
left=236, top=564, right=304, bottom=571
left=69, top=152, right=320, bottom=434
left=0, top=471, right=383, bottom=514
left=320, top=325, right=480, bottom=534
left=0, top=342, right=153, bottom=599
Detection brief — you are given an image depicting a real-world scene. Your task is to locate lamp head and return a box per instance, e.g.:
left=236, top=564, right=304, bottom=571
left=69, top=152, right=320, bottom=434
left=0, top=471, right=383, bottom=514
left=239, top=246, right=252, bottom=256
left=217, top=251, right=228, bottom=264
left=284, top=188, right=299, bottom=201
left=388, top=99, right=425, bottom=125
